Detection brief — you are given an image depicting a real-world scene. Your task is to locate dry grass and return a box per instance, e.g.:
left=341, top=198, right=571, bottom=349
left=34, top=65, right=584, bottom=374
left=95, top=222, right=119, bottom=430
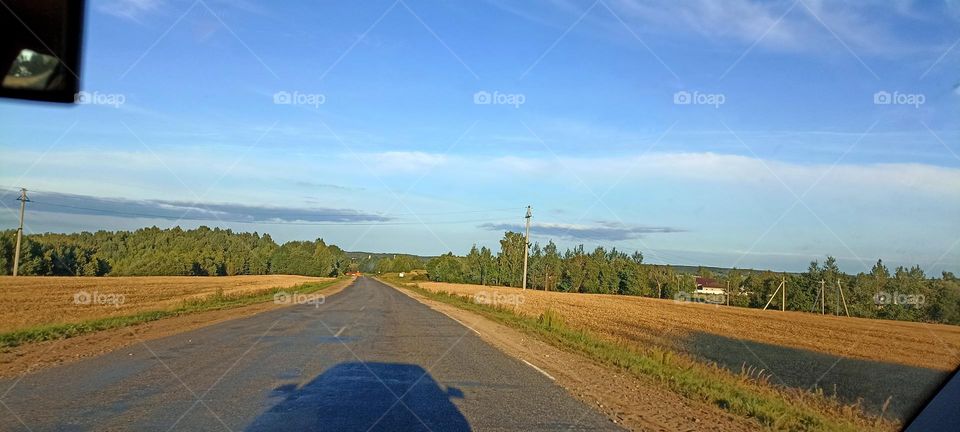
left=418, top=282, right=960, bottom=372
left=0, top=275, right=331, bottom=333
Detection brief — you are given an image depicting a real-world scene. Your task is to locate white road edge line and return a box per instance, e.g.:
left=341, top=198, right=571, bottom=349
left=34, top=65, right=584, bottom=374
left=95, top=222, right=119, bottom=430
left=440, top=312, right=480, bottom=336
left=522, top=359, right=555, bottom=381
left=334, top=326, right=346, bottom=337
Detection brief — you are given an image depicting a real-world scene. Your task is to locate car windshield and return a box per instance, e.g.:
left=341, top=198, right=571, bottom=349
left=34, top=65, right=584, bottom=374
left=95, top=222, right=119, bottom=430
left=1, top=1, right=958, bottom=431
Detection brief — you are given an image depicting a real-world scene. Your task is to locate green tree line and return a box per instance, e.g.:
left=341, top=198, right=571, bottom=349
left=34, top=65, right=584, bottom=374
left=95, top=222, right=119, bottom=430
left=0, top=226, right=348, bottom=277
left=424, top=231, right=960, bottom=325
left=372, top=254, right=430, bottom=274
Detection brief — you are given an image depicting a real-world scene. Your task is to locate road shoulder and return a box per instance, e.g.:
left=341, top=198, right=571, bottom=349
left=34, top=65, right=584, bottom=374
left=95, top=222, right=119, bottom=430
left=381, top=278, right=761, bottom=432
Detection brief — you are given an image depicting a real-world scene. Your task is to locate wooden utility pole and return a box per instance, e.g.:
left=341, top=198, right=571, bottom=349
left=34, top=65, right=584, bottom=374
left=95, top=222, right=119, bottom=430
left=521, top=206, right=532, bottom=290
left=12, top=188, right=29, bottom=276
left=763, top=276, right=787, bottom=311
left=820, top=279, right=826, bottom=314
left=837, top=279, right=850, bottom=317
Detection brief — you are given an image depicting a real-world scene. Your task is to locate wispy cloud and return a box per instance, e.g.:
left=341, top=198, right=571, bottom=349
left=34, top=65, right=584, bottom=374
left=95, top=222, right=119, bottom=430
left=400, top=150, right=960, bottom=199
left=96, top=0, right=270, bottom=23
left=490, top=0, right=955, bottom=56
left=97, top=0, right=166, bottom=22
left=480, top=221, right=684, bottom=241
left=294, top=180, right=362, bottom=191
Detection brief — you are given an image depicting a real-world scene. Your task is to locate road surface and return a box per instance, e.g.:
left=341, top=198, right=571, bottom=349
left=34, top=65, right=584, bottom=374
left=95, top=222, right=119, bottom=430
left=0, top=277, right=619, bottom=431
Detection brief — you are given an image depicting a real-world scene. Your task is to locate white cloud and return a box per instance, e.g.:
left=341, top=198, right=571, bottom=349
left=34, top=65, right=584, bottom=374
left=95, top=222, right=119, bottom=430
left=433, top=149, right=960, bottom=201
left=97, top=0, right=165, bottom=22
left=492, top=0, right=949, bottom=57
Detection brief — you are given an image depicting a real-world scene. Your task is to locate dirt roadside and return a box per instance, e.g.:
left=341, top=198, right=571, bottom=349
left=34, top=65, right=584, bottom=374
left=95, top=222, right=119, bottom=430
left=0, top=277, right=356, bottom=379
left=383, top=279, right=762, bottom=432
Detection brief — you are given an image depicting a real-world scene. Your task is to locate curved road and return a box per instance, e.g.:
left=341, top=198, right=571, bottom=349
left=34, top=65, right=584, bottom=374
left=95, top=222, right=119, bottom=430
left=0, top=277, right=619, bottom=431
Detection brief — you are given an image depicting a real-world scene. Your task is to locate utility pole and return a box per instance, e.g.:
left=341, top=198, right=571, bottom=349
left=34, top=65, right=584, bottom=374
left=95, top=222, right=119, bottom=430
left=837, top=279, right=850, bottom=317
left=726, top=280, right=730, bottom=306
left=12, top=188, right=29, bottom=276
left=521, top=206, right=532, bottom=290
left=820, top=279, right=825, bottom=315
left=763, top=276, right=787, bottom=311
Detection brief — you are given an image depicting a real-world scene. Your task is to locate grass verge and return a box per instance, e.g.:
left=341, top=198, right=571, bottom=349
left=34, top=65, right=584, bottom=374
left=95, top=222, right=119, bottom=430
left=379, top=276, right=893, bottom=432
left=0, top=278, right=345, bottom=348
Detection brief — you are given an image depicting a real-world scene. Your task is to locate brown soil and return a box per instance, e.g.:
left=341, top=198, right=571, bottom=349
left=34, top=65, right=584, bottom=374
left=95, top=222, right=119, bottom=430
left=0, top=277, right=355, bottom=379
left=387, top=279, right=762, bottom=432
left=0, top=275, right=331, bottom=333
left=417, top=282, right=960, bottom=372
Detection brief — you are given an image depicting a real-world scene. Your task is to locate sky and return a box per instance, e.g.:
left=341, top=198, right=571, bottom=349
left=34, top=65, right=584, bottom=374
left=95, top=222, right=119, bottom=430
left=1, top=0, right=959, bottom=274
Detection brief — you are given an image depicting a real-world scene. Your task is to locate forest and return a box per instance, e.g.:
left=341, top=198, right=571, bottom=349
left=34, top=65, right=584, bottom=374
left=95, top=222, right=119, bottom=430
left=4, top=227, right=958, bottom=325
left=415, top=232, right=960, bottom=325
left=0, top=226, right=349, bottom=277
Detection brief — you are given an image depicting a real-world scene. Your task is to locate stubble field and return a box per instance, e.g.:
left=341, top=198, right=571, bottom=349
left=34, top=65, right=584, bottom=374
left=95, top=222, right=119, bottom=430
left=0, top=275, right=331, bottom=333
left=417, top=281, right=960, bottom=370
left=414, top=281, right=960, bottom=420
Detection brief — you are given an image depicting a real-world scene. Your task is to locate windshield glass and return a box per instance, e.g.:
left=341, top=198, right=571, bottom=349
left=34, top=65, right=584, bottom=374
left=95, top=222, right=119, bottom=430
left=1, top=1, right=958, bottom=431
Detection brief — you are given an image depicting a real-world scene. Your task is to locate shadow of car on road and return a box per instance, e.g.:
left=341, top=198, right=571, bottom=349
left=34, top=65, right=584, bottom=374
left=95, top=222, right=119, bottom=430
left=247, top=362, right=470, bottom=431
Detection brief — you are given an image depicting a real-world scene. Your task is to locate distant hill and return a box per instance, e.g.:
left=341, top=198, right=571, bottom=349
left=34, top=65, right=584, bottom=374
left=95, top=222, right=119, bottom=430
left=343, top=251, right=434, bottom=273
left=669, top=264, right=800, bottom=276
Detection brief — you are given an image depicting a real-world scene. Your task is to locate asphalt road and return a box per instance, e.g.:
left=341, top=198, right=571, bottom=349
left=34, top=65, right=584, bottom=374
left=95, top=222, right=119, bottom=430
left=0, top=277, right=619, bottom=431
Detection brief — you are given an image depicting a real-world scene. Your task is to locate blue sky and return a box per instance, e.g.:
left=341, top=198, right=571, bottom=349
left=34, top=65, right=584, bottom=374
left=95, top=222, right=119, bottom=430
left=2, top=0, right=959, bottom=274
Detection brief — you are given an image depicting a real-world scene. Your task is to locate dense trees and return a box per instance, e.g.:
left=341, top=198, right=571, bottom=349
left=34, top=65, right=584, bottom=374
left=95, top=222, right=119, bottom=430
left=374, top=254, right=428, bottom=274
left=0, top=227, right=347, bottom=277
left=425, top=232, right=960, bottom=326
left=5, top=225, right=957, bottom=325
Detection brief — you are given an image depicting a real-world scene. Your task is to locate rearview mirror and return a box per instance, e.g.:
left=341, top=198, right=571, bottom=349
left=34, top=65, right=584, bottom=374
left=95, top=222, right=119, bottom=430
left=0, top=0, right=85, bottom=103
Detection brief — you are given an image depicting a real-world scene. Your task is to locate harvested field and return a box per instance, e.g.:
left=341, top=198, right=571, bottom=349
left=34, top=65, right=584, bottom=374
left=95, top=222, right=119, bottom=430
left=418, top=282, right=960, bottom=370
left=0, top=275, right=331, bottom=333
left=416, top=281, right=960, bottom=420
